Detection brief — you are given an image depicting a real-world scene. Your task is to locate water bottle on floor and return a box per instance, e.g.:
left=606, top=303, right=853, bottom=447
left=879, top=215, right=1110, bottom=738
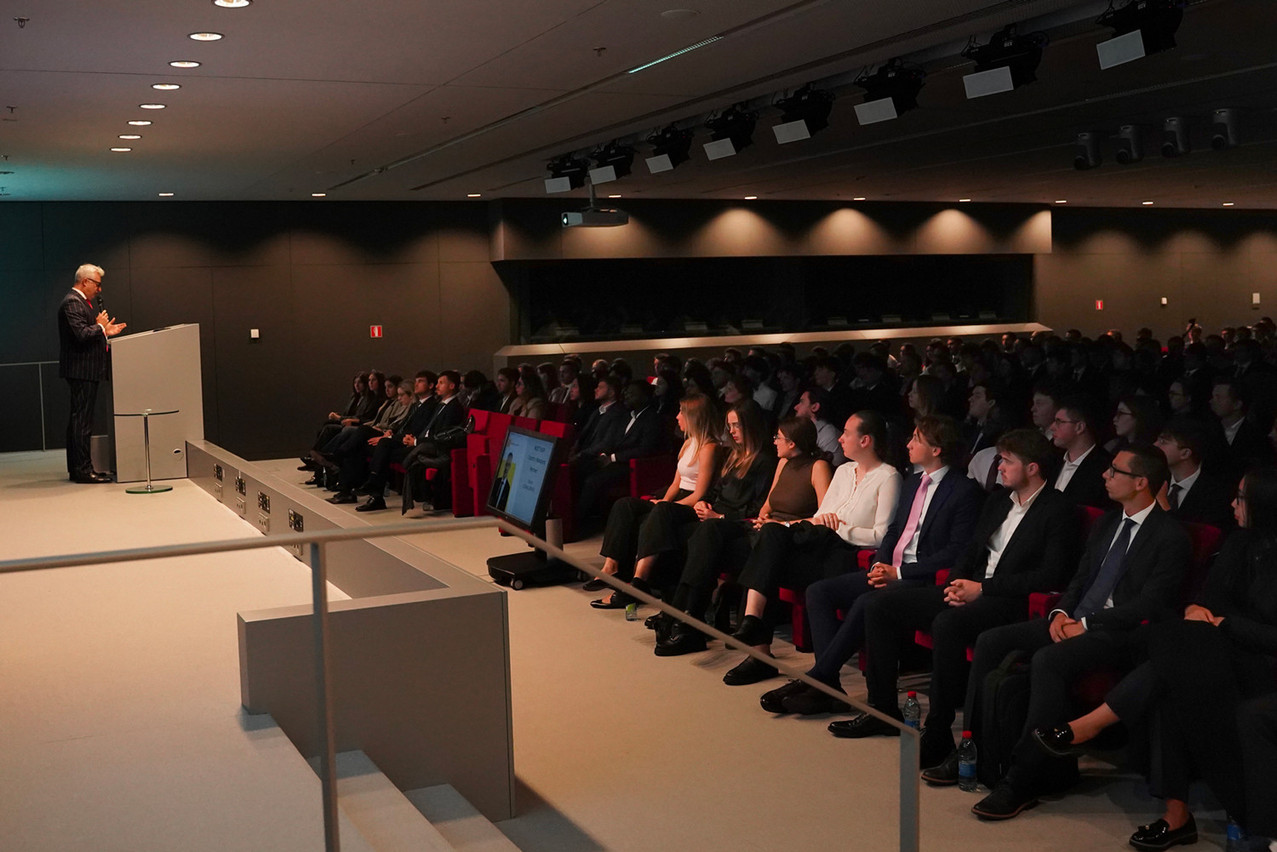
left=902, top=691, right=921, bottom=730
left=1226, top=817, right=1246, bottom=852
left=957, top=731, right=978, bottom=792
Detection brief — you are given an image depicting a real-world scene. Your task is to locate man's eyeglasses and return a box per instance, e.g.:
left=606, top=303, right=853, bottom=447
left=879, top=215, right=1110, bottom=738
left=1106, top=464, right=1139, bottom=478
left=1051, top=417, right=1079, bottom=426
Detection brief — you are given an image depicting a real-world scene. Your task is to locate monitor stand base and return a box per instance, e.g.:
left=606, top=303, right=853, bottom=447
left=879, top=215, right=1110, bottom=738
left=487, top=552, right=579, bottom=591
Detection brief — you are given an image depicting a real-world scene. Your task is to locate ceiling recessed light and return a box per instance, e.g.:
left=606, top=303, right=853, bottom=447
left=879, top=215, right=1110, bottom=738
left=169, top=60, right=201, bottom=69
left=958, top=198, right=972, bottom=203
left=743, top=195, right=757, bottom=200
left=466, top=193, right=482, bottom=198
left=1055, top=199, right=1068, bottom=204
left=127, top=120, right=153, bottom=126
left=151, top=83, right=181, bottom=91
left=608, top=194, right=622, bottom=199
left=158, top=192, right=175, bottom=197
left=852, top=196, right=866, bottom=201
left=110, top=147, right=132, bottom=153
left=139, top=103, right=166, bottom=110
left=119, top=134, right=142, bottom=140
left=1223, top=202, right=1235, bottom=207
left=311, top=192, right=327, bottom=198
left=188, top=32, right=223, bottom=41
left=1142, top=200, right=1155, bottom=206
left=212, top=0, right=252, bottom=7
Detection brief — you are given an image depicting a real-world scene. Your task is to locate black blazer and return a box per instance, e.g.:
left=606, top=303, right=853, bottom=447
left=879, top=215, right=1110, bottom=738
left=576, top=402, right=627, bottom=457
left=1054, top=505, right=1191, bottom=631
left=612, top=406, right=664, bottom=463
left=394, top=397, right=437, bottom=440
left=1170, top=466, right=1237, bottom=530
left=1199, top=529, right=1277, bottom=656
left=875, top=468, right=983, bottom=581
left=418, top=397, right=466, bottom=442
left=951, top=486, right=1079, bottom=598
left=57, top=290, right=110, bottom=381
left=1053, top=444, right=1113, bottom=509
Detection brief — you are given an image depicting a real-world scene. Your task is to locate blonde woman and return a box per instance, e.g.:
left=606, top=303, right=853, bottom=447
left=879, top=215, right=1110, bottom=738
left=591, top=393, right=721, bottom=609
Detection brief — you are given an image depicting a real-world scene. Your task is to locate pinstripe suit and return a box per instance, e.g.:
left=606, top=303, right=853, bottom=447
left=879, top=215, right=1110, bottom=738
left=57, top=289, right=110, bottom=476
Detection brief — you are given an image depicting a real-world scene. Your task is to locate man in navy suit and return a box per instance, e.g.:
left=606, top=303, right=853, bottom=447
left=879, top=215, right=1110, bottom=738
left=762, top=415, right=982, bottom=724
left=57, top=264, right=126, bottom=483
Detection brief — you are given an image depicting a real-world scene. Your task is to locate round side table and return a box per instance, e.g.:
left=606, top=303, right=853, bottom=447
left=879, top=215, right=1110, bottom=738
left=113, top=409, right=179, bottom=494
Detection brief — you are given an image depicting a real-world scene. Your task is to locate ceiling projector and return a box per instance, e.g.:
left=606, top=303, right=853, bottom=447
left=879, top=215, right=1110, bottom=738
left=561, top=207, right=629, bottom=228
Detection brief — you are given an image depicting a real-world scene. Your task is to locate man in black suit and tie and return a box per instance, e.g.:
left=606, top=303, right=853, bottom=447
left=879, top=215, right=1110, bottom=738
left=1210, top=377, right=1275, bottom=477
left=570, top=376, right=627, bottom=463
left=965, top=443, right=1191, bottom=820
left=845, top=430, right=1078, bottom=766
left=57, top=264, right=127, bottom=483
left=331, top=374, right=437, bottom=508
left=1154, top=416, right=1237, bottom=530
left=760, top=416, right=982, bottom=717
left=573, top=380, right=663, bottom=530
left=1050, top=396, right=1112, bottom=508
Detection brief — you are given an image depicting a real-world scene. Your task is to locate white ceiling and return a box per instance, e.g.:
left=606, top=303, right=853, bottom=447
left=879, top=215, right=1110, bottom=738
left=0, top=0, right=1273, bottom=207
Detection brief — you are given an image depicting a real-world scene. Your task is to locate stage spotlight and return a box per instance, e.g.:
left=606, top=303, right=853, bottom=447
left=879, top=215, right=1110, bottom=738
left=545, top=154, right=590, bottom=193
left=1211, top=108, right=1238, bottom=150
left=1161, top=116, right=1189, bottom=157
left=1096, top=0, right=1184, bottom=69
left=1074, top=132, right=1102, bottom=170
left=961, top=25, right=1048, bottom=99
left=703, top=104, right=757, bottom=160
left=645, top=125, right=694, bottom=174
left=772, top=84, right=834, bottom=143
left=1115, top=125, right=1144, bottom=164
left=588, top=142, right=635, bottom=184
left=853, top=59, right=925, bottom=124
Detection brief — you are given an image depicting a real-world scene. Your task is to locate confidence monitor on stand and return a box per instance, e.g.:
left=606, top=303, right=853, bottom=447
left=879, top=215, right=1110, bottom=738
left=485, top=426, right=577, bottom=589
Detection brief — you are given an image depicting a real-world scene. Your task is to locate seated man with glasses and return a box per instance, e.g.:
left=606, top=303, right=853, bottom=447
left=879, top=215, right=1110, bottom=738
left=1050, top=395, right=1113, bottom=508
left=958, top=444, right=1190, bottom=821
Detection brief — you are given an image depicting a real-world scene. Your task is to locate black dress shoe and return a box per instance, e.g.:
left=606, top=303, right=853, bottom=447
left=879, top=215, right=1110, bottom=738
left=759, top=679, right=812, bottom=713
left=723, top=655, right=778, bottom=686
left=1031, top=724, right=1079, bottom=758
left=1129, top=816, right=1197, bottom=851
left=590, top=594, right=629, bottom=610
left=302, top=476, right=321, bottom=486
left=921, top=749, right=960, bottom=786
left=582, top=577, right=609, bottom=592
left=647, top=612, right=677, bottom=643
left=72, top=472, right=113, bottom=483
left=920, top=729, right=957, bottom=771
left=971, top=784, right=1038, bottom=820
left=828, top=712, right=902, bottom=739
left=327, top=492, right=358, bottom=505
left=654, top=623, right=708, bottom=656
left=783, top=684, right=851, bottom=716
left=356, top=496, right=387, bottom=512
left=731, top=614, right=770, bottom=647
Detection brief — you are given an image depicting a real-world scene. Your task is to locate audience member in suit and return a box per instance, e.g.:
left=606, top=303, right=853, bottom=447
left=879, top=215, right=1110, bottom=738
left=962, top=380, right=1012, bottom=463
left=1050, top=396, right=1113, bottom=508
left=753, top=415, right=980, bottom=705
left=1180, top=343, right=1216, bottom=413
left=570, top=376, right=626, bottom=463
left=1029, top=382, right=1061, bottom=441
left=961, top=444, right=1190, bottom=820
left=1154, top=415, right=1237, bottom=530
left=1211, top=376, right=1275, bottom=477
left=811, top=356, right=855, bottom=431
left=1232, top=337, right=1277, bottom=427
left=771, top=363, right=803, bottom=421
left=1103, top=394, right=1164, bottom=457
left=573, top=380, right=668, bottom=533
left=589, top=393, right=720, bottom=608
left=548, top=361, right=577, bottom=406
left=330, top=374, right=437, bottom=499
left=493, top=367, right=519, bottom=414
left=930, top=360, right=969, bottom=420
left=398, top=371, right=469, bottom=515
left=825, top=431, right=1077, bottom=764
left=460, top=369, right=500, bottom=412
left=721, top=416, right=839, bottom=685
left=795, top=386, right=845, bottom=467
left=57, top=264, right=127, bottom=483
left=1030, top=467, right=1277, bottom=847
left=508, top=365, right=548, bottom=421
left=327, top=382, right=412, bottom=506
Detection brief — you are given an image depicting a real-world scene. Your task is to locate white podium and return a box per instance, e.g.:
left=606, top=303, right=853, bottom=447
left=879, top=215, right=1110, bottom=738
left=111, top=324, right=204, bottom=483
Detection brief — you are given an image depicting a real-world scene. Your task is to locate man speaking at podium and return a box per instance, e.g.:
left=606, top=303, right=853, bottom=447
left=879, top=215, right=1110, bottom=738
left=58, top=264, right=126, bottom=483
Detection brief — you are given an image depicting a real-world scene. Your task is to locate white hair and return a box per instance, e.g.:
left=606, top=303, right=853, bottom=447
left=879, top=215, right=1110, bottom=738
left=74, top=264, right=104, bottom=284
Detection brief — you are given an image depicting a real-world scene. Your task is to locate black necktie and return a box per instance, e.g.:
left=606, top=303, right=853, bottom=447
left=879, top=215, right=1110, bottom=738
left=1073, top=518, right=1136, bottom=619
left=1167, top=483, right=1181, bottom=510
left=984, top=454, right=1002, bottom=491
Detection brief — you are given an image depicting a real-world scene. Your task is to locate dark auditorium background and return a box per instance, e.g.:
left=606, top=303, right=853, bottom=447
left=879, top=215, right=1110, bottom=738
left=3, top=197, right=1274, bottom=459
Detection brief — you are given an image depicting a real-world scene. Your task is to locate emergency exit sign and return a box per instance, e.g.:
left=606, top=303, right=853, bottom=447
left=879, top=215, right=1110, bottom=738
left=370, top=325, right=383, bottom=338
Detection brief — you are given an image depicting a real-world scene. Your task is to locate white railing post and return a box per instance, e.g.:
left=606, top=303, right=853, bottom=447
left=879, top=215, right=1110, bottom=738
left=310, top=541, right=340, bottom=852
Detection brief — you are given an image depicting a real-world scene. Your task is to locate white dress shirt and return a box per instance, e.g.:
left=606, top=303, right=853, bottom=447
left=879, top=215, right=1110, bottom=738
left=983, top=482, right=1046, bottom=577
left=902, top=466, right=950, bottom=564
left=1054, top=442, right=1096, bottom=493
left=813, top=460, right=902, bottom=547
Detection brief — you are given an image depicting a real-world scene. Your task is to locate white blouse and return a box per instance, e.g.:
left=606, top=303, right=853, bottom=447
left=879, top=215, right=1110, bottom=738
left=814, top=460, right=902, bottom=547
left=677, top=439, right=704, bottom=492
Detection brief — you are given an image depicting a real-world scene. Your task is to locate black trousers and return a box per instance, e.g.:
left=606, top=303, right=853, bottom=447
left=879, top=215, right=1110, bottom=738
left=862, top=585, right=1024, bottom=735
left=65, top=378, right=98, bottom=477
left=739, top=522, right=861, bottom=641
left=1238, top=693, right=1277, bottom=836
left=403, top=442, right=451, bottom=509
left=575, top=458, right=630, bottom=528
left=667, top=518, right=755, bottom=618
left=967, top=617, right=1143, bottom=796
left=599, top=495, right=689, bottom=581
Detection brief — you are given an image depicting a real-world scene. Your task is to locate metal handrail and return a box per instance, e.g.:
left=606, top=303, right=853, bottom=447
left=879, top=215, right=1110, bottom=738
left=2, top=513, right=921, bottom=852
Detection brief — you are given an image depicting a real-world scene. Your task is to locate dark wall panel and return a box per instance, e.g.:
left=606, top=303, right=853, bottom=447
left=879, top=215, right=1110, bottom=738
left=0, top=365, right=44, bottom=453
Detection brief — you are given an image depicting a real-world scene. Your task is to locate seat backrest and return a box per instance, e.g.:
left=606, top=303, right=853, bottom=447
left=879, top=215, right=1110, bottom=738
left=469, top=408, right=491, bottom=435
left=512, top=415, right=538, bottom=431
left=538, top=420, right=575, bottom=444
left=1180, top=521, right=1224, bottom=603
left=484, top=412, right=514, bottom=457
left=1077, top=504, right=1106, bottom=540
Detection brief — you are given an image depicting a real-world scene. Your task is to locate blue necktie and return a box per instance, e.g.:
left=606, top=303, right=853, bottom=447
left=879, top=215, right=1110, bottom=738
left=1073, top=517, right=1136, bottom=619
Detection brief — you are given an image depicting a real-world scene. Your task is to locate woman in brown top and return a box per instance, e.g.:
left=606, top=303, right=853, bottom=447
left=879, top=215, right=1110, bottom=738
left=722, top=417, right=833, bottom=683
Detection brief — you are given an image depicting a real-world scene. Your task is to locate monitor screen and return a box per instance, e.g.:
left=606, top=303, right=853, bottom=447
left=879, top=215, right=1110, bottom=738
left=485, top=426, right=560, bottom=532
